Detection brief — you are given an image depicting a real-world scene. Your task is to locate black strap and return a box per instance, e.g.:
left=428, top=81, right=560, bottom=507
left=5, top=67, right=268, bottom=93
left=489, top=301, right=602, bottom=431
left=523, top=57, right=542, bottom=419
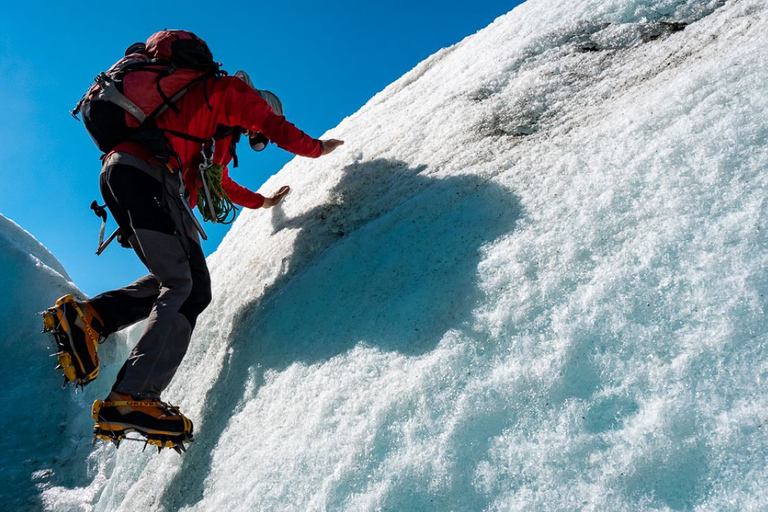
left=156, top=78, right=180, bottom=114
left=230, top=130, right=241, bottom=167
left=160, top=128, right=209, bottom=144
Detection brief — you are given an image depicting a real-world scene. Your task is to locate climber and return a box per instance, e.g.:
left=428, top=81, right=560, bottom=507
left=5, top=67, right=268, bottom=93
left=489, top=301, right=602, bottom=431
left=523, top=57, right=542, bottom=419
left=42, top=29, right=343, bottom=452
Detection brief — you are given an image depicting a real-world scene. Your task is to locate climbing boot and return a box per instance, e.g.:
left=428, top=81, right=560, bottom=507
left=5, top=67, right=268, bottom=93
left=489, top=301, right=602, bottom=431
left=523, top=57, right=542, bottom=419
left=92, top=392, right=193, bottom=453
left=42, top=294, right=105, bottom=389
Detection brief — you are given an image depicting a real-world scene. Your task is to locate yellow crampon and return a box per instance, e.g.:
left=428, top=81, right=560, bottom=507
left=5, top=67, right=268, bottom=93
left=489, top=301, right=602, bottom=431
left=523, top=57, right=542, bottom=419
left=91, top=399, right=194, bottom=454
left=41, top=295, right=104, bottom=389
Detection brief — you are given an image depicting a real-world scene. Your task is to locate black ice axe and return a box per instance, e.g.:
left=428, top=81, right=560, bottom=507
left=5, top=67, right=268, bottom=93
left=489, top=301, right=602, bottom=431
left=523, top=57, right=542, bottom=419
left=90, top=200, right=120, bottom=255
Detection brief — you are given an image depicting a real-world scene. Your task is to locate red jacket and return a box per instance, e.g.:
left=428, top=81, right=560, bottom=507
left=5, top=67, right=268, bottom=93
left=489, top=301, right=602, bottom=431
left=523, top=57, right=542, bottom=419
left=112, top=75, right=322, bottom=209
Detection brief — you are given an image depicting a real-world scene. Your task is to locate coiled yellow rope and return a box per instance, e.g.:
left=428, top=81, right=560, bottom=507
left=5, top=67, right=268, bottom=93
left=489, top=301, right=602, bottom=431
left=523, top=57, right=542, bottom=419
left=196, top=164, right=239, bottom=224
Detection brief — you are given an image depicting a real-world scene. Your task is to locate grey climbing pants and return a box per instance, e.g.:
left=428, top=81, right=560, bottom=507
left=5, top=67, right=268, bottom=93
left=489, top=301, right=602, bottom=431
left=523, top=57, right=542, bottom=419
left=89, top=153, right=212, bottom=399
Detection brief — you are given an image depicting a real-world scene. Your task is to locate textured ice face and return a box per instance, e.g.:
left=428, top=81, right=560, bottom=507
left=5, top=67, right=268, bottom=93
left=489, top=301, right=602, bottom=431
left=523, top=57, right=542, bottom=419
left=32, top=0, right=768, bottom=510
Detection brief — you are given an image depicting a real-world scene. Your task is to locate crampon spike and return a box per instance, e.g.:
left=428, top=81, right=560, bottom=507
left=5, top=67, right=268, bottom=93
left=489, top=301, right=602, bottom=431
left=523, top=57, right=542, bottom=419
left=41, top=310, right=57, bottom=333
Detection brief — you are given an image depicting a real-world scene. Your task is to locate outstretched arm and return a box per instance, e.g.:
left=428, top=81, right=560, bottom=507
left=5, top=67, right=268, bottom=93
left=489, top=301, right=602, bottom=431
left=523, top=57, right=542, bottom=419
left=219, top=77, right=347, bottom=159
left=221, top=168, right=288, bottom=210
left=220, top=77, right=323, bottom=158
left=221, top=166, right=265, bottom=209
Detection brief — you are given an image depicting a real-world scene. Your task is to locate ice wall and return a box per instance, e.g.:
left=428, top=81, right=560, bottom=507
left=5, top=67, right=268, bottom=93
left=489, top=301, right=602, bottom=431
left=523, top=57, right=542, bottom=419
left=0, top=214, right=131, bottom=510
left=0, top=215, right=82, bottom=509
left=39, top=0, right=768, bottom=510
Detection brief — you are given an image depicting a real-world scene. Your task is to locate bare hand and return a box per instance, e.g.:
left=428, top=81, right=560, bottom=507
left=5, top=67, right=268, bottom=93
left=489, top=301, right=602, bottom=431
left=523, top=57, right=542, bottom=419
left=320, top=139, right=344, bottom=155
left=263, top=185, right=290, bottom=208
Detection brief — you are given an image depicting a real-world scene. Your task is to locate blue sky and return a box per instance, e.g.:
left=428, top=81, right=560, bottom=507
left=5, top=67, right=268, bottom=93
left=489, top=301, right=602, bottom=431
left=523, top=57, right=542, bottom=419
left=0, top=1, right=521, bottom=296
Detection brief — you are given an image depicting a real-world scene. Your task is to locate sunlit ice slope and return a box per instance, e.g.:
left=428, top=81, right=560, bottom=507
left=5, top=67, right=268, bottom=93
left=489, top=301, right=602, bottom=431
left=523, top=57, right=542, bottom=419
left=44, top=0, right=768, bottom=509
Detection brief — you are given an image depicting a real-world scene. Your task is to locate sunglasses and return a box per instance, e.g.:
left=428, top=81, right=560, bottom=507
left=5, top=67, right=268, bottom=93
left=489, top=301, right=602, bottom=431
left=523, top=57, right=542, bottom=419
left=245, top=131, right=269, bottom=152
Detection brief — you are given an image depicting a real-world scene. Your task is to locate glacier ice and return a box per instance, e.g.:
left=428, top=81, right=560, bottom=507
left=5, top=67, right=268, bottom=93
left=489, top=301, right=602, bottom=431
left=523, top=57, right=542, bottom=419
left=4, top=0, right=767, bottom=509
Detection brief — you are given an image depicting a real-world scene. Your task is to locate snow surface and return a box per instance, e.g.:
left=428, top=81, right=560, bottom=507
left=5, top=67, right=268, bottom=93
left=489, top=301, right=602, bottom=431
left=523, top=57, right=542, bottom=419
left=5, top=0, right=767, bottom=509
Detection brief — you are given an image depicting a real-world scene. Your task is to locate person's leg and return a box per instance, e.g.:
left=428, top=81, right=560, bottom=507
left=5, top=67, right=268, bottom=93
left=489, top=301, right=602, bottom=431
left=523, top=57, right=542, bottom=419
left=95, top=231, right=207, bottom=447
left=109, top=237, right=211, bottom=397
left=89, top=275, right=160, bottom=335
left=111, top=228, right=194, bottom=398
left=179, top=239, right=212, bottom=331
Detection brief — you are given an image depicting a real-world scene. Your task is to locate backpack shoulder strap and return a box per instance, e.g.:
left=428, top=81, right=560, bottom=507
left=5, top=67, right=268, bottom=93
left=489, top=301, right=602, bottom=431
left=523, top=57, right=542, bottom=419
left=95, top=73, right=147, bottom=123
